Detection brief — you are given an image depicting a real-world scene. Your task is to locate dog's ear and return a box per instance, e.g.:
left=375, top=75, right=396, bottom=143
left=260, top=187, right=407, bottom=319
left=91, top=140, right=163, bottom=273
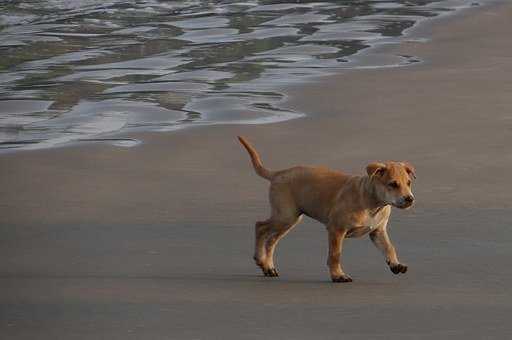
left=366, top=162, right=387, bottom=177
left=401, top=162, right=416, bottom=179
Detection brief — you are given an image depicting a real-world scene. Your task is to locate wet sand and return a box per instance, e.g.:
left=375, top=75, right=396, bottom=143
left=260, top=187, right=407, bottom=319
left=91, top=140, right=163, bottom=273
left=1, top=2, right=512, bottom=339
left=2, top=0, right=453, bottom=151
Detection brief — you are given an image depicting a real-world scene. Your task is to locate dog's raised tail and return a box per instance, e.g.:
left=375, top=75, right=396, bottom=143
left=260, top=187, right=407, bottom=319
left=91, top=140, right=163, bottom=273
left=237, top=136, right=273, bottom=180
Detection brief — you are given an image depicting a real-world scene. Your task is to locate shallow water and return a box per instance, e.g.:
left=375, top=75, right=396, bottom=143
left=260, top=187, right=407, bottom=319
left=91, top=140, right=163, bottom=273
left=0, top=0, right=480, bottom=150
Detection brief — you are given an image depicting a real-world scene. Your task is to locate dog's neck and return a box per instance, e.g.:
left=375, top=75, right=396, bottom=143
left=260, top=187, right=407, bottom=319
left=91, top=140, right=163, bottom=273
left=361, top=176, right=387, bottom=212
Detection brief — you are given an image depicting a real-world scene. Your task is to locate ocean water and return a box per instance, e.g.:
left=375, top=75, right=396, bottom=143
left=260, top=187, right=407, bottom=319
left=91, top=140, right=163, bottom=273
left=0, top=0, right=481, bottom=151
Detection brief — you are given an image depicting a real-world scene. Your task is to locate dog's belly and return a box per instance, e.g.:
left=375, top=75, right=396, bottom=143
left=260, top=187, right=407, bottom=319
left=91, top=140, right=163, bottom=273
left=346, top=226, right=374, bottom=238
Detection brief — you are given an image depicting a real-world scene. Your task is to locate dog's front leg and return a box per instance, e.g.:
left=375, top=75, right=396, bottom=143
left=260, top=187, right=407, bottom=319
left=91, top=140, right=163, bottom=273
left=369, top=227, right=408, bottom=275
left=327, top=228, right=352, bottom=282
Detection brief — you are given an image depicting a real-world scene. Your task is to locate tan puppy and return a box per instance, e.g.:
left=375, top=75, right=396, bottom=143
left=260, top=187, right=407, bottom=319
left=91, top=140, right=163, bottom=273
left=238, top=136, right=416, bottom=282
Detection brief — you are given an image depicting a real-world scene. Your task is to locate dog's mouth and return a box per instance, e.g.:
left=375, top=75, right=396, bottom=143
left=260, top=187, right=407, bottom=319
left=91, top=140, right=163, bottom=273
left=393, top=202, right=414, bottom=209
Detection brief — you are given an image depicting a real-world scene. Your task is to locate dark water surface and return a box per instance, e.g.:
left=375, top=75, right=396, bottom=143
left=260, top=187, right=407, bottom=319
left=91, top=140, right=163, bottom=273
left=0, top=0, right=479, bottom=150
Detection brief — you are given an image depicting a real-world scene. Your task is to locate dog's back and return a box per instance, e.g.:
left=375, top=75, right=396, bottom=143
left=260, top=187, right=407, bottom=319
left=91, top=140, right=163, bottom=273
left=270, top=166, right=350, bottom=224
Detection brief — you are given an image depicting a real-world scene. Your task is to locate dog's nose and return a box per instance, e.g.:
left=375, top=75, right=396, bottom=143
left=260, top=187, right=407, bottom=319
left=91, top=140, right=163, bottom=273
left=404, top=195, right=414, bottom=204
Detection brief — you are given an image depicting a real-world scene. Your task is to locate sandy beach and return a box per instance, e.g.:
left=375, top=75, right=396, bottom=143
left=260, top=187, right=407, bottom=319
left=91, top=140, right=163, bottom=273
left=2, top=2, right=512, bottom=339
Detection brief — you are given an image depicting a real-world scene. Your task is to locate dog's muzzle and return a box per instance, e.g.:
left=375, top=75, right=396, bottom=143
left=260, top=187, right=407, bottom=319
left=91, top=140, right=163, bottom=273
left=395, top=195, right=414, bottom=209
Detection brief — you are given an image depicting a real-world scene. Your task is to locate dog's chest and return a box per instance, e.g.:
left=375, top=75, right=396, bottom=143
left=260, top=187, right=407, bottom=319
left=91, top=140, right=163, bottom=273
left=346, top=208, right=388, bottom=238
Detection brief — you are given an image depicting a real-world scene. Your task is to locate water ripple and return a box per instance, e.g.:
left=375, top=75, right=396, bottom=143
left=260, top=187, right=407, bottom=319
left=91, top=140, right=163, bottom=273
left=0, top=0, right=482, bottom=151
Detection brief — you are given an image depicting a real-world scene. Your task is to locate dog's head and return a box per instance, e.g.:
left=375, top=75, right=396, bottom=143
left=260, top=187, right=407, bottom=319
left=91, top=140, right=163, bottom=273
left=366, top=161, right=416, bottom=209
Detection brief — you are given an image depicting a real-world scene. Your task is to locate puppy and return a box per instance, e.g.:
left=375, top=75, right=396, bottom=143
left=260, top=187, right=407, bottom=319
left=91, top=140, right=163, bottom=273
left=238, top=136, right=416, bottom=282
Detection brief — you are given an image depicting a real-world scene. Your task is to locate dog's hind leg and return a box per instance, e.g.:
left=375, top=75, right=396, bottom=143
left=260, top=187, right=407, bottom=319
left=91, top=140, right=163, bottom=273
left=254, top=183, right=300, bottom=277
left=264, top=215, right=303, bottom=277
left=254, top=215, right=300, bottom=277
left=254, top=218, right=272, bottom=271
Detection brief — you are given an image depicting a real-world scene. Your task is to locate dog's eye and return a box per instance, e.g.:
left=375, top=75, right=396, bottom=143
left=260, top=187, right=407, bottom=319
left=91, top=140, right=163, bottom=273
left=407, top=180, right=411, bottom=187
left=388, top=181, right=399, bottom=189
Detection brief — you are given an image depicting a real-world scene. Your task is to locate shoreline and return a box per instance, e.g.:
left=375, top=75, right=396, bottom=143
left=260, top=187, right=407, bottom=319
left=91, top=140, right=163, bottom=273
left=0, top=0, right=498, bottom=154
left=2, top=2, right=512, bottom=339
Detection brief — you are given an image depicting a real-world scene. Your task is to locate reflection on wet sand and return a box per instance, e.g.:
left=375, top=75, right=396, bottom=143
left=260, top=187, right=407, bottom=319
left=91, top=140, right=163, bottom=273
left=0, top=0, right=479, bottom=150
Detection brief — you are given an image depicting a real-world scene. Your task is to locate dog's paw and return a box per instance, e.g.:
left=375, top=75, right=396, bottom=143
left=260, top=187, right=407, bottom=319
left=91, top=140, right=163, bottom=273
left=331, top=274, right=353, bottom=283
left=263, top=267, right=279, bottom=277
left=389, top=263, right=408, bottom=274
